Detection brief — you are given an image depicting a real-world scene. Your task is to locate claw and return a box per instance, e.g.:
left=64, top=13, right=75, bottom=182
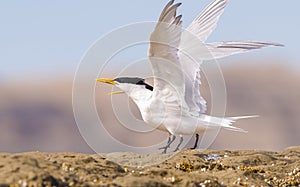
left=158, top=145, right=170, bottom=150
left=159, top=146, right=169, bottom=154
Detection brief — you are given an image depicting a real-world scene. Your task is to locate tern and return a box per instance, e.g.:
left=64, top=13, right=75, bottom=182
left=97, top=0, right=283, bottom=153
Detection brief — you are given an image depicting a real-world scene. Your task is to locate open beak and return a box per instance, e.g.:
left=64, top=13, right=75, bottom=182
left=108, top=91, right=125, bottom=95
left=96, top=78, right=116, bottom=85
left=96, top=78, right=125, bottom=95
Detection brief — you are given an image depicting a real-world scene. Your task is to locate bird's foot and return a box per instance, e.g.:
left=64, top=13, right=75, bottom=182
left=158, top=145, right=170, bottom=150
left=158, top=145, right=170, bottom=154
left=159, top=135, right=176, bottom=154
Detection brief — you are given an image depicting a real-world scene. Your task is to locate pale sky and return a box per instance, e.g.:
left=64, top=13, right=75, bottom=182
left=0, top=0, right=299, bottom=81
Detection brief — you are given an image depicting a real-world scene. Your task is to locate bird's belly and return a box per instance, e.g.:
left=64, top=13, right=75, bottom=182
left=142, top=110, right=203, bottom=135
left=139, top=99, right=207, bottom=135
left=166, top=116, right=199, bottom=135
left=141, top=110, right=168, bottom=132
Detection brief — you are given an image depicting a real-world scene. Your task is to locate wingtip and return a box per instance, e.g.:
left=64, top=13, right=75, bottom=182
left=173, top=2, right=182, bottom=8
left=275, top=43, right=285, bottom=47
left=261, top=42, right=285, bottom=47
left=215, top=0, right=229, bottom=7
left=166, top=0, right=176, bottom=8
left=222, top=0, right=229, bottom=5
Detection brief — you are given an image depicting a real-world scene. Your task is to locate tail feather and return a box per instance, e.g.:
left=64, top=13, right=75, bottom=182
left=202, top=115, right=258, bottom=133
left=223, top=126, right=248, bottom=133
left=226, top=115, right=259, bottom=121
left=223, top=115, right=258, bottom=133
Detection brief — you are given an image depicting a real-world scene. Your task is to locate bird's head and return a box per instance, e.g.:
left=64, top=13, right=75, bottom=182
left=96, top=77, right=153, bottom=96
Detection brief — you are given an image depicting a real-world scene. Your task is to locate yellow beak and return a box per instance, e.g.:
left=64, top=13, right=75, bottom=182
left=96, top=78, right=125, bottom=95
left=108, top=91, right=125, bottom=95
left=96, top=78, right=116, bottom=85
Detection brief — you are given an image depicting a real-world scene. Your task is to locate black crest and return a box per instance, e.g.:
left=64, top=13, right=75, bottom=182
left=114, top=77, right=153, bottom=91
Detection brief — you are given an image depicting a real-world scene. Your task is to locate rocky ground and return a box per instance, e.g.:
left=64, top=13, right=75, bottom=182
left=0, top=146, right=299, bottom=187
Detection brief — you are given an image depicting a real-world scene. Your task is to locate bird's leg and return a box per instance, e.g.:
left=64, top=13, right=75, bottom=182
left=190, top=133, right=199, bottom=149
left=159, top=135, right=176, bottom=154
left=166, top=136, right=171, bottom=144
left=159, top=135, right=171, bottom=149
left=174, top=135, right=183, bottom=152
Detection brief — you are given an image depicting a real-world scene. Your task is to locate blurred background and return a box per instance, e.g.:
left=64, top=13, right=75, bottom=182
left=1, top=0, right=299, bottom=153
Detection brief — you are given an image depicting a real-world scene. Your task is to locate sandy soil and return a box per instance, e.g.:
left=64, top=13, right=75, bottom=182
left=0, top=146, right=299, bottom=187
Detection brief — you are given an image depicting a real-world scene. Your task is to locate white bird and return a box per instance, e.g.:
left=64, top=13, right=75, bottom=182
left=97, top=0, right=283, bottom=153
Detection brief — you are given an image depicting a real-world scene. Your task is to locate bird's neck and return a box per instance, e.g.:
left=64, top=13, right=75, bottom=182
left=127, top=89, right=153, bottom=105
left=127, top=89, right=153, bottom=123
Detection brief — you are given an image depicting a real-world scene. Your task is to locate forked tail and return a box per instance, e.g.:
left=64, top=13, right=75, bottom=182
left=221, top=115, right=258, bottom=133
left=202, top=115, right=258, bottom=133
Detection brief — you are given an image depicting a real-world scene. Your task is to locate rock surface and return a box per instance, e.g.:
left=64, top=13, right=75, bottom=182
left=0, top=147, right=299, bottom=186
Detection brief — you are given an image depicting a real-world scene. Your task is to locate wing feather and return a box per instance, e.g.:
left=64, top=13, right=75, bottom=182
left=148, top=0, right=189, bottom=113
left=187, top=0, right=227, bottom=42
left=206, top=41, right=284, bottom=59
left=150, top=0, right=283, bottom=117
left=179, top=0, right=283, bottom=116
left=178, top=0, right=228, bottom=116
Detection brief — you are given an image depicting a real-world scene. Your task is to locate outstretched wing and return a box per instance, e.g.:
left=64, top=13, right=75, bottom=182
left=179, top=0, right=283, bottom=116
left=179, top=0, right=228, bottom=116
left=148, top=0, right=189, bottom=113
left=186, top=0, right=228, bottom=42
left=206, top=41, right=284, bottom=59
